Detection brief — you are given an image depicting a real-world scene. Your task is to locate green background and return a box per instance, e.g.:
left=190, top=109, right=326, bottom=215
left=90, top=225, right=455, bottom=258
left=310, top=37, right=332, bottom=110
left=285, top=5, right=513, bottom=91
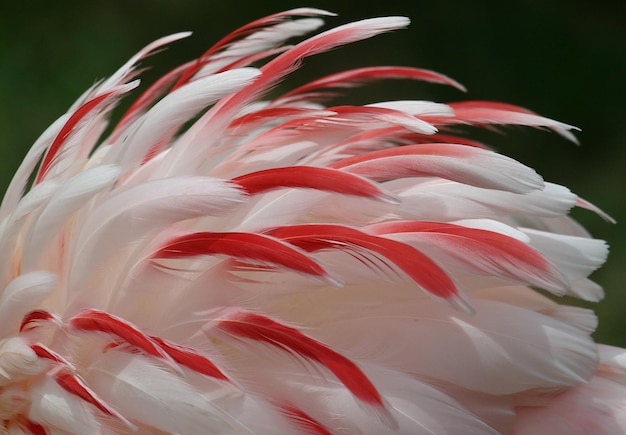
left=2, top=1, right=625, bottom=344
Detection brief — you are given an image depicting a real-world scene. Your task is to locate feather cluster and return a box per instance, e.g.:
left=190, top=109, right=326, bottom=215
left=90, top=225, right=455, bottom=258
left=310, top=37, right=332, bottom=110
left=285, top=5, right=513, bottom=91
left=0, top=8, right=624, bottom=434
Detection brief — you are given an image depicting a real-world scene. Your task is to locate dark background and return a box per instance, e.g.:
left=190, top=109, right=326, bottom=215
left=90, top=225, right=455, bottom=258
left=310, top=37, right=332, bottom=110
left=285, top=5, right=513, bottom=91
left=1, top=1, right=625, bottom=344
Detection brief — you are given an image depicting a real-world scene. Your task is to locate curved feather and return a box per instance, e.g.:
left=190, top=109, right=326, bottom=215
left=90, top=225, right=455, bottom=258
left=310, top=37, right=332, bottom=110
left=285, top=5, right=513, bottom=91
left=215, top=309, right=395, bottom=426
left=28, top=377, right=102, bottom=434
left=232, top=166, right=397, bottom=202
left=105, top=67, right=261, bottom=171
left=21, top=165, right=121, bottom=272
left=88, top=350, right=237, bottom=434
left=35, top=82, right=138, bottom=184
left=330, top=143, right=544, bottom=193
left=0, top=272, right=56, bottom=336
left=429, top=100, right=579, bottom=143
left=265, top=224, right=468, bottom=309
left=151, top=231, right=336, bottom=283
left=174, top=8, right=334, bottom=87
left=368, top=220, right=569, bottom=294
left=310, top=298, right=598, bottom=395
left=70, top=176, right=244, bottom=291
left=276, top=66, right=466, bottom=106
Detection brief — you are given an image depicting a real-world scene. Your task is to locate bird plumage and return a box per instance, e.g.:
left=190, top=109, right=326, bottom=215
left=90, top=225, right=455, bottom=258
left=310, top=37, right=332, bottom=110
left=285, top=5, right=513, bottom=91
left=0, top=8, right=623, bottom=434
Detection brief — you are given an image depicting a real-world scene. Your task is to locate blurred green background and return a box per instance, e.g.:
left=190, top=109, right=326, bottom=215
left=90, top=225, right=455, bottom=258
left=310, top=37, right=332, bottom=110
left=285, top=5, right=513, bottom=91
left=1, top=1, right=625, bottom=344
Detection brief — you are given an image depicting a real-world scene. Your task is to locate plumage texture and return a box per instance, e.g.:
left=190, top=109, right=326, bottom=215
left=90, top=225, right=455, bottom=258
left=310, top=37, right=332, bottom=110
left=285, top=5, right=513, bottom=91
left=0, top=8, right=623, bottom=434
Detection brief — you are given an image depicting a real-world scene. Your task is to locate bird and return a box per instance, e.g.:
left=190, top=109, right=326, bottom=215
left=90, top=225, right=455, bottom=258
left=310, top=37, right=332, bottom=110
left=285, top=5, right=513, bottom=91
left=0, top=7, right=623, bottom=434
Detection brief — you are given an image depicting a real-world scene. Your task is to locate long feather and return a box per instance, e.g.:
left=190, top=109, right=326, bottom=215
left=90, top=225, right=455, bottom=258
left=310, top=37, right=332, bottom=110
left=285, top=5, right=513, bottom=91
left=232, top=166, right=397, bottom=202
left=368, top=220, right=569, bottom=294
left=330, top=143, right=545, bottom=193
left=105, top=67, right=261, bottom=172
left=69, top=176, right=244, bottom=293
left=265, top=224, right=469, bottom=310
left=151, top=231, right=337, bottom=284
left=88, top=350, right=238, bottom=434
left=214, top=309, right=396, bottom=427
left=276, top=66, right=466, bottom=106
left=161, top=17, right=411, bottom=177
left=28, top=376, right=102, bottom=434
left=21, top=165, right=121, bottom=272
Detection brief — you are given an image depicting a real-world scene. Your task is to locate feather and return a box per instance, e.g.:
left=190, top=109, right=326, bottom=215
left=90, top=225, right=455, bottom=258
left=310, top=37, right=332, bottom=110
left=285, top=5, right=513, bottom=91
left=149, top=336, right=229, bottom=381
left=99, top=31, right=192, bottom=93
left=21, top=165, right=121, bottom=272
left=0, top=337, right=46, bottom=386
left=330, top=143, right=545, bottom=193
left=111, top=61, right=196, bottom=142
left=232, top=166, right=397, bottom=202
left=69, top=176, right=244, bottom=292
left=326, top=105, right=438, bottom=134
left=161, top=17, right=410, bottom=177
left=197, top=18, right=325, bottom=69
left=0, top=181, right=59, bottom=281
left=276, top=66, right=466, bottom=106
left=514, top=375, right=626, bottom=434
left=214, top=309, right=396, bottom=427
left=68, top=309, right=178, bottom=366
left=576, top=196, right=616, bottom=223
left=35, top=82, right=138, bottom=184
left=151, top=231, right=337, bottom=284
left=265, top=224, right=469, bottom=310
left=389, top=180, right=577, bottom=222
left=233, top=189, right=330, bottom=232
left=229, top=107, right=336, bottom=131
left=367, top=100, right=455, bottom=117
left=279, top=405, right=333, bottom=435
left=87, top=350, right=237, bottom=434
left=105, top=67, right=261, bottom=172
left=521, top=228, right=609, bottom=300
left=258, top=17, right=411, bottom=91
left=308, top=298, right=599, bottom=395
left=429, top=100, right=580, bottom=143
left=19, top=310, right=58, bottom=333
left=53, top=368, right=136, bottom=430
left=174, top=8, right=335, bottom=87
left=368, top=220, right=569, bottom=294
left=0, top=272, right=56, bottom=336
left=28, top=377, right=102, bottom=434
left=0, top=114, right=68, bottom=221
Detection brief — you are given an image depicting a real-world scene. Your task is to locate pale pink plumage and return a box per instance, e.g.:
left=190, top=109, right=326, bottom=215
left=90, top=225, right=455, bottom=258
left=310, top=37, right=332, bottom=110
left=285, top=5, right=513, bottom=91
left=0, top=8, right=623, bottom=434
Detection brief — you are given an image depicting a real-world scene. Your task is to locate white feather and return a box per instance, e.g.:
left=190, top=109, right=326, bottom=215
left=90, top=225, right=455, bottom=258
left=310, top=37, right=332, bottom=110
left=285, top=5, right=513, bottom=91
left=200, top=18, right=326, bottom=73
left=0, top=181, right=59, bottom=281
left=0, top=272, right=56, bottom=336
left=514, top=375, right=626, bottom=434
left=388, top=180, right=577, bottom=222
left=28, top=377, right=101, bottom=434
left=521, top=228, right=608, bottom=299
left=0, top=337, right=47, bottom=386
left=368, top=100, right=455, bottom=117
left=68, top=176, right=243, bottom=294
left=234, top=189, right=329, bottom=232
left=288, top=295, right=598, bottom=395
left=105, top=68, right=261, bottom=173
left=342, top=144, right=545, bottom=194
left=88, top=350, right=237, bottom=434
left=21, top=165, right=121, bottom=272
left=0, top=114, right=68, bottom=221
left=329, top=368, right=501, bottom=434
